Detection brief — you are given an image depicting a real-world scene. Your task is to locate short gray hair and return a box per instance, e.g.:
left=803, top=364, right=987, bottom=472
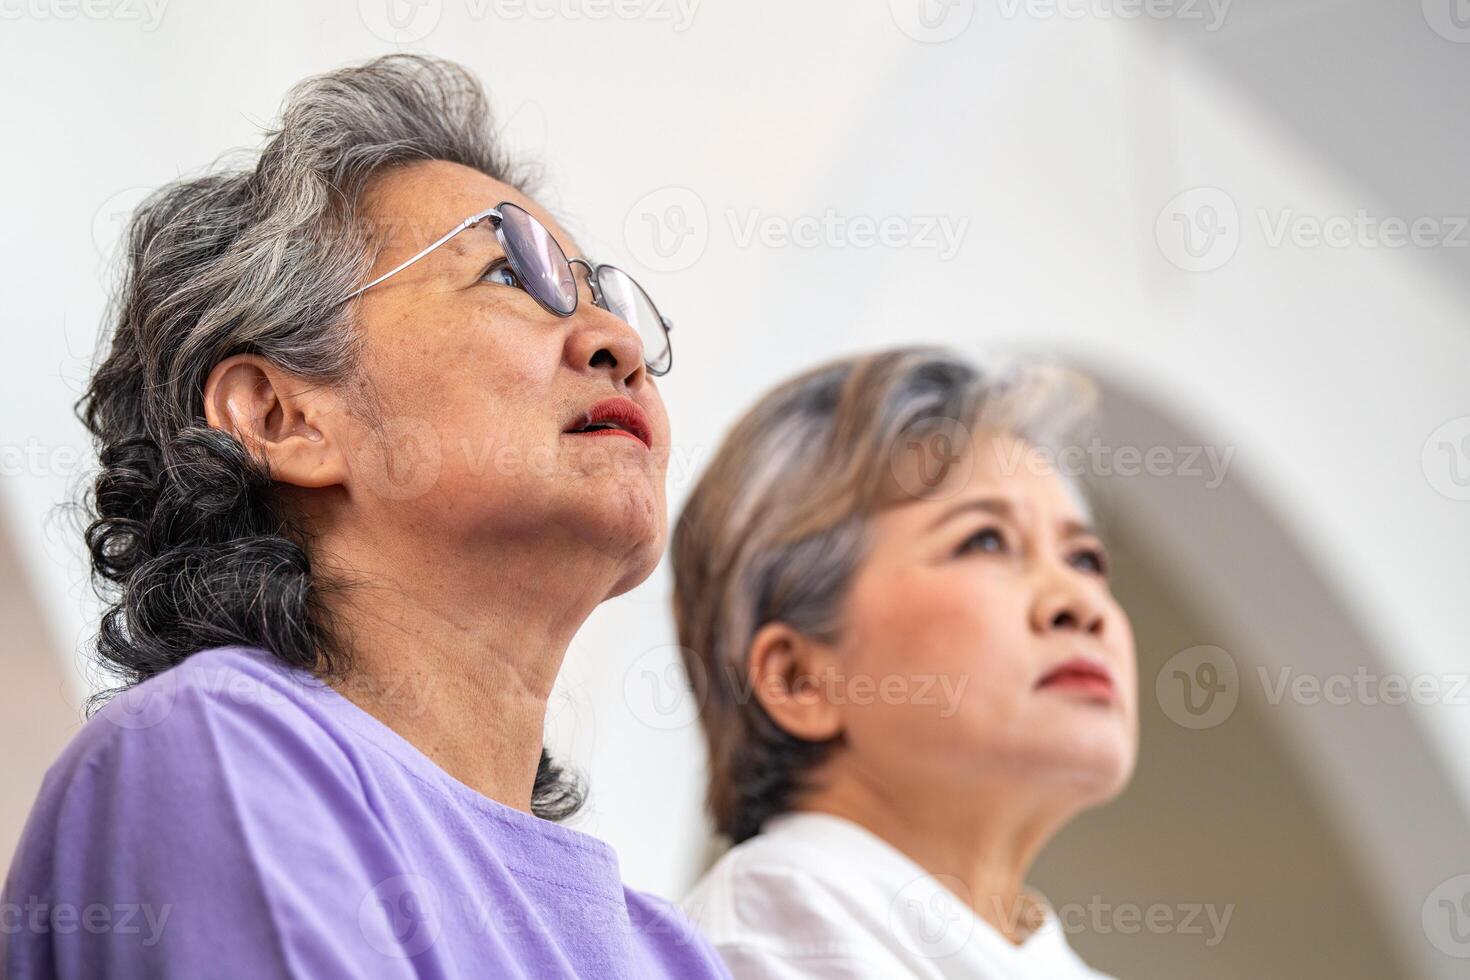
left=671, top=346, right=1100, bottom=842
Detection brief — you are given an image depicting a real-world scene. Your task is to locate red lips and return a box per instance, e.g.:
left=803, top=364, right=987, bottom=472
left=1036, top=656, right=1116, bottom=700
left=564, top=397, right=653, bottom=449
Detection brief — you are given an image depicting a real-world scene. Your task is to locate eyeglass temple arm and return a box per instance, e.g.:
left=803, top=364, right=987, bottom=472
left=338, top=209, right=500, bottom=303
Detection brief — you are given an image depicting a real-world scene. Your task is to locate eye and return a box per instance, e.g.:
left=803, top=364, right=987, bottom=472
left=1070, top=546, right=1111, bottom=577
left=480, top=259, right=521, bottom=289
left=955, top=526, right=1008, bottom=557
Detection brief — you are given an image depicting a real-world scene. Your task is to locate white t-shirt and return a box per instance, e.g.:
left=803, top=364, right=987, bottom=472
left=683, top=811, right=1114, bottom=979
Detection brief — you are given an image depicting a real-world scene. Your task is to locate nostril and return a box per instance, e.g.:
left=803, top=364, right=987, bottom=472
left=588, top=348, right=617, bottom=369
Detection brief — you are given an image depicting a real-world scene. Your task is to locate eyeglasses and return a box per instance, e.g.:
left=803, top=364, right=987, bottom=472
left=339, top=201, right=673, bottom=376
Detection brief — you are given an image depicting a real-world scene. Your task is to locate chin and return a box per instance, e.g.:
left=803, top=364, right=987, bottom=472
left=1014, top=729, right=1136, bottom=805
left=595, top=535, right=661, bottom=600
left=1087, top=761, right=1135, bottom=804
left=1069, top=745, right=1137, bottom=805
left=548, top=445, right=667, bottom=587
left=567, top=488, right=666, bottom=591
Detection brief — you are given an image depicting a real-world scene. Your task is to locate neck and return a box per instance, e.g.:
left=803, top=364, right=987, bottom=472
left=314, top=526, right=614, bottom=813
left=797, top=762, right=1081, bottom=945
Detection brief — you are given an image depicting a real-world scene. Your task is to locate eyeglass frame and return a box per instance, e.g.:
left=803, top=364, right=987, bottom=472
left=336, top=202, right=674, bottom=375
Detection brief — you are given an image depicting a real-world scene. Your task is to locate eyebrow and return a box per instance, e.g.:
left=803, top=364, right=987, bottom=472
left=456, top=222, right=587, bottom=280
left=455, top=224, right=506, bottom=275
left=923, top=496, right=1098, bottom=540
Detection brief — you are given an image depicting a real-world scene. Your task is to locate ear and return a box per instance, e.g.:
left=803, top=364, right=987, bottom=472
left=202, top=354, right=348, bottom=490
left=747, top=621, right=844, bottom=741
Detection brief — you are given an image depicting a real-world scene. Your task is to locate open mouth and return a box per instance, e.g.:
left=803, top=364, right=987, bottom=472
left=563, top=397, right=653, bottom=449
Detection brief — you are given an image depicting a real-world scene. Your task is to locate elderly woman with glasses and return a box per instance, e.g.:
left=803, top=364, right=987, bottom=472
left=673, top=348, right=1137, bottom=979
left=3, top=55, right=725, bottom=979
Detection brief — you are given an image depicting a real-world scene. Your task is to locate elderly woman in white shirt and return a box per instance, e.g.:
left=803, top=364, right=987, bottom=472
left=671, top=347, right=1137, bottom=979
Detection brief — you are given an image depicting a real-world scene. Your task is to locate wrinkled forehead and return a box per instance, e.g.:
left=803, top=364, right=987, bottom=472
left=358, top=158, right=581, bottom=259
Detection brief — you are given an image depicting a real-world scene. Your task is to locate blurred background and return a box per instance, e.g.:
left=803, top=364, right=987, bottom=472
left=2, top=1, right=1468, bottom=977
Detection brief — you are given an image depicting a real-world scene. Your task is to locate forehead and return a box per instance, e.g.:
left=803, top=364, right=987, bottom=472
left=885, top=428, right=1091, bottom=527
left=359, top=158, right=580, bottom=257
left=970, top=431, right=1088, bottom=514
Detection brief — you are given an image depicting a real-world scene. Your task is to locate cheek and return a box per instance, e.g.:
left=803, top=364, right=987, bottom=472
left=839, top=565, right=1034, bottom=749
left=1111, top=605, right=1141, bottom=715
left=362, top=295, right=555, bottom=411
left=847, top=564, right=1024, bottom=679
left=348, top=315, right=561, bottom=513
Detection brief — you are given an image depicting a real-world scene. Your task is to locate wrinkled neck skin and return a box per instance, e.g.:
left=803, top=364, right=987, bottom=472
left=797, top=758, right=1089, bottom=946
left=309, top=510, right=624, bottom=814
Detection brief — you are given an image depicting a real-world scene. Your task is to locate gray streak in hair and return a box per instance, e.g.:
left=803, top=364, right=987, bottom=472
left=672, top=346, right=1101, bottom=843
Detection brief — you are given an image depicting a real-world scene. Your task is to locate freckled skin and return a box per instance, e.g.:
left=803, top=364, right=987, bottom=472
left=337, top=159, right=671, bottom=598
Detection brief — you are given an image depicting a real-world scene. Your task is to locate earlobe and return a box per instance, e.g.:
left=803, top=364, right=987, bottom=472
left=747, top=622, right=844, bottom=742
left=202, top=354, right=348, bottom=491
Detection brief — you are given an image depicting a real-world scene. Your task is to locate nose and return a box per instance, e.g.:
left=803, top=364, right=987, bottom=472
left=564, top=303, right=647, bottom=390
left=1030, top=575, right=1108, bottom=637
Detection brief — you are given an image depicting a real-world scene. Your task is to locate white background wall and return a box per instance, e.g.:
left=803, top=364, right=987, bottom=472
left=3, top=1, right=1468, bottom=976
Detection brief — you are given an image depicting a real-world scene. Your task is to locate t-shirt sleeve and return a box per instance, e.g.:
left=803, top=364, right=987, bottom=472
left=4, top=678, right=438, bottom=979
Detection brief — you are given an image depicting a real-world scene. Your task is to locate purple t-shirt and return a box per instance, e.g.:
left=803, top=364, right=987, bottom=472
left=2, top=646, right=730, bottom=979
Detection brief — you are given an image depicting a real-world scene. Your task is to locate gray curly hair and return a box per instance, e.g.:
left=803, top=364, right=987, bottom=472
left=80, top=54, right=584, bottom=820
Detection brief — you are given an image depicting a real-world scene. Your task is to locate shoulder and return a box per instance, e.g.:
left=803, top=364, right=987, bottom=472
left=9, top=646, right=385, bottom=910
left=685, top=812, right=907, bottom=913
left=84, top=645, right=345, bottom=748
left=685, top=815, right=1003, bottom=977
left=683, top=826, right=891, bottom=962
left=621, top=885, right=733, bottom=977
left=37, top=646, right=365, bottom=828
left=6, top=649, right=419, bottom=977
